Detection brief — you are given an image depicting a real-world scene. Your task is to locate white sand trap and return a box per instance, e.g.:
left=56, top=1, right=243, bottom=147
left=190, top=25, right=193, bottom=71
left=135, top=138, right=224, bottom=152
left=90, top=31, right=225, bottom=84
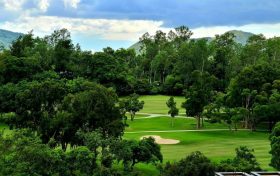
left=140, top=135, right=180, bottom=144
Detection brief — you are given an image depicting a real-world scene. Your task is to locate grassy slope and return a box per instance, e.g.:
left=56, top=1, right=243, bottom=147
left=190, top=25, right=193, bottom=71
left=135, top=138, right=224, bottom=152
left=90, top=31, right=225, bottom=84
left=139, top=95, right=185, bottom=114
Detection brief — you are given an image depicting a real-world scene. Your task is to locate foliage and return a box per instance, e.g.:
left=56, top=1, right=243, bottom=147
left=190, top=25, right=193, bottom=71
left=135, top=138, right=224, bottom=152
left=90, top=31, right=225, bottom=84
left=269, top=122, right=280, bottom=169
left=217, top=146, right=261, bottom=172
left=120, top=93, right=145, bottom=121
left=160, top=151, right=215, bottom=176
left=112, top=137, right=162, bottom=171
left=166, top=97, right=179, bottom=127
left=182, top=71, right=217, bottom=128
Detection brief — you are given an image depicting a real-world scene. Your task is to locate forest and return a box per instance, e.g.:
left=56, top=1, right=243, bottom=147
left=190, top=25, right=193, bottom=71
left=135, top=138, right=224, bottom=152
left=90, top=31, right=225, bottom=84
left=1, top=26, right=280, bottom=175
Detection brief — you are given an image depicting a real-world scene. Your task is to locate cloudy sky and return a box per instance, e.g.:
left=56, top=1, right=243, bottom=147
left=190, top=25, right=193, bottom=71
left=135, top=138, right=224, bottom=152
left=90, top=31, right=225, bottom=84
left=1, top=0, right=280, bottom=51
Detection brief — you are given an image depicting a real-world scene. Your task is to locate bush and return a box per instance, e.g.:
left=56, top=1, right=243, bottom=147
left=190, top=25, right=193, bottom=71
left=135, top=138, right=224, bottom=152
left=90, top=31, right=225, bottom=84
left=160, top=151, right=215, bottom=176
left=217, top=146, right=261, bottom=172
left=270, top=122, right=280, bottom=169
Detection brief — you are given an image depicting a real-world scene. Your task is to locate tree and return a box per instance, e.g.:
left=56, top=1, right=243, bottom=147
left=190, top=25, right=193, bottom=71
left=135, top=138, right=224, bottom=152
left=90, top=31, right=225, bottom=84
left=269, top=122, right=280, bottom=169
left=65, top=146, right=96, bottom=175
left=0, top=129, right=98, bottom=176
left=166, top=97, right=179, bottom=127
left=182, top=71, right=216, bottom=128
left=161, top=151, right=215, bottom=176
left=226, top=64, right=280, bottom=130
left=60, top=85, right=124, bottom=149
left=10, top=32, right=34, bottom=57
left=217, top=146, right=261, bottom=172
left=241, top=34, right=268, bottom=66
left=112, top=137, right=162, bottom=171
left=0, top=130, right=66, bottom=176
left=121, top=93, right=144, bottom=121
left=210, top=32, right=237, bottom=91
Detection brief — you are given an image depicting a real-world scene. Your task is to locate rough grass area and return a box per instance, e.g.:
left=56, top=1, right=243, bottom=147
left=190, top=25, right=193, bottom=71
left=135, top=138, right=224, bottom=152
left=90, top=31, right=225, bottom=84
left=139, top=95, right=185, bottom=114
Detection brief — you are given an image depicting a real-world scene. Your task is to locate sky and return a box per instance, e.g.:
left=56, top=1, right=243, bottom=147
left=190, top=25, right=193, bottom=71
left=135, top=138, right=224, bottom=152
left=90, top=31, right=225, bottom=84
left=1, top=0, right=280, bottom=51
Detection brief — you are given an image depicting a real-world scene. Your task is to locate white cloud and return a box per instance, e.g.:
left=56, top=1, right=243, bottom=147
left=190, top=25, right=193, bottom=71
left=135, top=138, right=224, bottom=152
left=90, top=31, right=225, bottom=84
left=1, top=14, right=280, bottom=44
left=38, top=0, right=50, bottom=12
left=0, top=15, right=170, bottom=41
left=2, top=0, right=26, bottom=11
left=63, top=0, right=80, bottom=9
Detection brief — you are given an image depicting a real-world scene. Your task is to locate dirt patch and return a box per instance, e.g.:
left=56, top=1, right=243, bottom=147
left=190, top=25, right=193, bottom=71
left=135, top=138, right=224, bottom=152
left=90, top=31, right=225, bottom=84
left=140, top=135, right=180, bottom=144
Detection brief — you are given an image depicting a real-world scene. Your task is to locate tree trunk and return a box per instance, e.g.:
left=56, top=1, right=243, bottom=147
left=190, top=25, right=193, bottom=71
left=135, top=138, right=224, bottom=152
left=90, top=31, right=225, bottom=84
left=130, top=111, right=134, bottom=121
left=201, top=116, right=204, bottom=128
left=131, top=159, right=137, bottom=170
left=62, top=142, right=68, bottom=151
left=196, top=115, right=201, bottom=129
left=245, top=95, right=250, bottom=129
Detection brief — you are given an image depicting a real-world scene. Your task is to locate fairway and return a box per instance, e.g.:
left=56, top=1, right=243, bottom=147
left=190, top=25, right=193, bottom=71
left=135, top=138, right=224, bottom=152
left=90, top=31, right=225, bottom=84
left=124, top=131, right=271, bottom=170
left=124, top=95, right=273, bottom=174
left=126, top=116, right=229, bottom=132
left=139, top=95, right=185, bottom=114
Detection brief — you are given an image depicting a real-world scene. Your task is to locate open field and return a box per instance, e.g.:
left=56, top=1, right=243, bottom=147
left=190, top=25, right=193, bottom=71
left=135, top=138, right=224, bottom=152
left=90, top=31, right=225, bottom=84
left=139, top=95, right=185, bottom=114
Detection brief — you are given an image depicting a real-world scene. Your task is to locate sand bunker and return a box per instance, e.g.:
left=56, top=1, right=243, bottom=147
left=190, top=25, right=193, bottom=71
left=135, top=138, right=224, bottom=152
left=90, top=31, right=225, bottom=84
left=140, top=135, right=180, bottom=144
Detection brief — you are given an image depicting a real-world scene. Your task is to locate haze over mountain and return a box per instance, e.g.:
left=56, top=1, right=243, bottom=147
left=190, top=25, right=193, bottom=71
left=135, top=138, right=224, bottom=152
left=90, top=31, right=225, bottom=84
left=0, top=29, right=22, bottom=49
left=129, top=30, right=254, bottom=55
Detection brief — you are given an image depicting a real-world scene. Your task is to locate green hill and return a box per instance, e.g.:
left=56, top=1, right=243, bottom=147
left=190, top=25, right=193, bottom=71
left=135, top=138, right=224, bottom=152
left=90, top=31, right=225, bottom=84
left=129, top=30, right=254, bottom=55
left=0, top=29, right=22, bottom=49
left=228, top=30, right=254, bottom=45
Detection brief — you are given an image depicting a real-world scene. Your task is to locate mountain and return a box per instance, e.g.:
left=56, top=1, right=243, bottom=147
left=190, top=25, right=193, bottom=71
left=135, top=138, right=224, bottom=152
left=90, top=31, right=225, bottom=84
left=0, top=29, right=23, bottom=49
left=129, top=30, right=254, bottom=55
left=228, top=30, right=254, bottom=45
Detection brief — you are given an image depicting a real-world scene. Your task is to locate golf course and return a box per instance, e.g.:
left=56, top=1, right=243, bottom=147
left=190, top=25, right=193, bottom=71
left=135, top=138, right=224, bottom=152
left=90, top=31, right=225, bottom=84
left=0, top=95, right=274, bottom=176
left=123, top=95, right=272, bottom=175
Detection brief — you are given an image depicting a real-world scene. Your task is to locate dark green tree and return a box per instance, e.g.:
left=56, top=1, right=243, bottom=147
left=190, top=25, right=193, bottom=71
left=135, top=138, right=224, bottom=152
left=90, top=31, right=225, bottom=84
left=166, top=97, right=179, bottom=127
left=182, top=71, right=216, bottom=128
left=112, top=137, right=162, bottom=171
left=269, top=122, right=280, bottom=169
left=161, top=151, right=215, bottom=176
left=121, top=93, right=144, bottom=121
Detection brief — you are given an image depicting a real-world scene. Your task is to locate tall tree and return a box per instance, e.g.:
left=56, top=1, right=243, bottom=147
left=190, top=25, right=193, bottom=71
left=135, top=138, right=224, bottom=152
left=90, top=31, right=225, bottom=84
left=166, top=97, right=179, bottom=127
left=210, top=32, right=237, bottom=91
left=121, top=93, right=144, bottom=121
left=182, top=71, right=216, bottom=128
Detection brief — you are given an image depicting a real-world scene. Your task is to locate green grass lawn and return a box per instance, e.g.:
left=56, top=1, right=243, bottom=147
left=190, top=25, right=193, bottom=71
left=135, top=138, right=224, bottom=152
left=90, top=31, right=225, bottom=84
left=126, top=117, right=229, bottom=131
left=123, top=95, right=273, bottom=174
left=139, top=95, right=185, bottom=114
left=124, top=131, right=272, bottom=173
